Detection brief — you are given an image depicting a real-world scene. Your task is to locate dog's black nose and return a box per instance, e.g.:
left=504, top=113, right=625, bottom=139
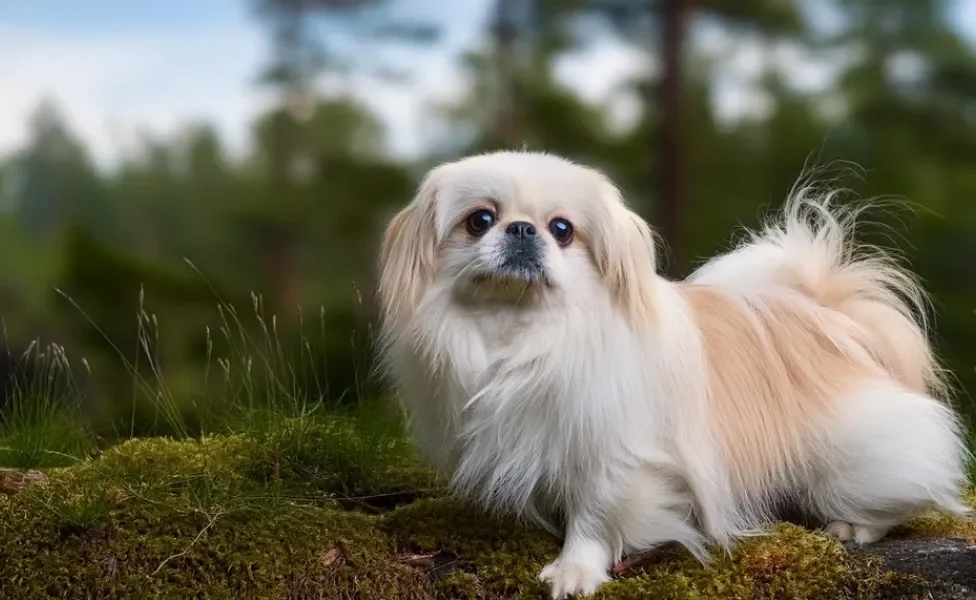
left=506, top=221, right=537, bottom=239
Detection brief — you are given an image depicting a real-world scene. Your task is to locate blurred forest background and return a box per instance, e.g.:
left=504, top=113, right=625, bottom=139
left=1, top=0, right=975, bottom=440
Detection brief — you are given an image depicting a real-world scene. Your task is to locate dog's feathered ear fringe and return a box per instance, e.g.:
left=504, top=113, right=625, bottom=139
left=377, top=171, right=440, bottom=331
left=590, top=182, right=660, bottom=324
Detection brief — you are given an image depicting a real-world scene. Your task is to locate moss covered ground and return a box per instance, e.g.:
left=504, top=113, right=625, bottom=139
left=1, top=417, right=973, bottom=600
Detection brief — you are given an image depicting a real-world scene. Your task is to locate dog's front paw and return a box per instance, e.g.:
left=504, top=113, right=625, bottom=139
left=538, top=556, right=610, bottom=599
left=824, top=520, right=854, bottom=542
left=824, top=521, right=890, bottom=545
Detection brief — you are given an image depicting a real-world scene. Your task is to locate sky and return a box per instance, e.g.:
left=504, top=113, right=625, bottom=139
left=1, top=0, right=975, bottom=170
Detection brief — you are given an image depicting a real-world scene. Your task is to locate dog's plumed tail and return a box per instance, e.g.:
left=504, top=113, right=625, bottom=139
left=691, top=188, right=947, bottom=400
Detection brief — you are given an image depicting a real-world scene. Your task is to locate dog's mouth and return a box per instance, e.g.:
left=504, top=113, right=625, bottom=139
left=472, top=267, right=551, bottom=288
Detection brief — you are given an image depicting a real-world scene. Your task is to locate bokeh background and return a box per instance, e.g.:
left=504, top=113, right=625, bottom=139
left=1, top=0, right=974, bottom=440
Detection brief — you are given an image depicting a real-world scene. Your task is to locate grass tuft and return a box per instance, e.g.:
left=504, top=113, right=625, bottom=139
left=0, top=335, right=95, bottom=469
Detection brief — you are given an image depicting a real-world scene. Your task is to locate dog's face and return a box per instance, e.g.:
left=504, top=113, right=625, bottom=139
left=378, top=151, right=659, bottom=327
left=432, top=154, right=604, bottom=301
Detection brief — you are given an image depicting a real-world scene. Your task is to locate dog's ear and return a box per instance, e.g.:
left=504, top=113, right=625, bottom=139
left=378, top=172, right=440, bottom=329
left=590, top=184, right=659, bottom=323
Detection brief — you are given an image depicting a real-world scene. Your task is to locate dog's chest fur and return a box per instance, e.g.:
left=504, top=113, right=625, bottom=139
left=403, top=301, right=647, bottom=523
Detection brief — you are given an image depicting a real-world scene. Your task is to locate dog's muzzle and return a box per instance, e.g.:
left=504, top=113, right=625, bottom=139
left=498, top=221, right=545, bottom=279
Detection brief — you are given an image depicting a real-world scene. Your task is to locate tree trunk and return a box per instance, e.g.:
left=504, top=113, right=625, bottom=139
left=266, top=222, right=300, bottom=316
left=492, top=0, right=521, bottom=148
left=267, top=112, right=302, bottom=317
left=656, top=0, right=688, bottom=278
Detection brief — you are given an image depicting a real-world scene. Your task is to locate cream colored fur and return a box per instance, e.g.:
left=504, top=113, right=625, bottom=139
left=377, top=151, right=970, bottom=599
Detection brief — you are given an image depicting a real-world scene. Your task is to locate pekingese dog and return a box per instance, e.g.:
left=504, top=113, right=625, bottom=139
left=376, top=150, right=970, bottom=599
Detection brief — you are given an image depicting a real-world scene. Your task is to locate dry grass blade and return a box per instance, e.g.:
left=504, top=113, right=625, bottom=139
left=397, top=552, right=438, bottom=570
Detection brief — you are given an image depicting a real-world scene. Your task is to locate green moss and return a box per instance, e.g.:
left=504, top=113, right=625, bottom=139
left=95, top=436, right=253, bottom=488
left=0, top=433, right=970, bottom=599
left=384, top=497, right=559, bottom=599
left=244, top=416, right=443, bottom=501
left=592, top=524, right=908, bottom=600
left=897, top=512, right=976, bottom=543
left=0, top=434, right=432, bottom=600
left=383, top=499, right=914, bottom=600
left=435, top=571, right=483, bottom=599
left=27, top=436, right=259, bottom=524
left=893, top=486, right=976, bottom=543
left=0, top=490, right=428, bottom=599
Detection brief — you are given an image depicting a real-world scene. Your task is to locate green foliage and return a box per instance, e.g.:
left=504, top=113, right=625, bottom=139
left=55, top=226, right=219, bottom=359
left=0, top=217, right=59, bottom=334
left=8, top=99, right=105, bottom=241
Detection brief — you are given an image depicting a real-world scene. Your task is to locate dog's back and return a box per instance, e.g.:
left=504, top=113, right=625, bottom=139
left=688, top=191, right=945, bottom=397
left=681, top=191, right=969, bottom=535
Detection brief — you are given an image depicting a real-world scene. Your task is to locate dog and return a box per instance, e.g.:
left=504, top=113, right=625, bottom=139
left=376, top=150, right=970, bottom=599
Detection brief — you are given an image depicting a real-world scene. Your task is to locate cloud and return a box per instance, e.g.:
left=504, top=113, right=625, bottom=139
left=0, top=22, right=268, bottom=168
left=694, top=22, right=844, bottom=125
left=553, top=39, right=649, bottom=133
left=0, top=1, right=497, bottom=168
left=950, top=0, right=976, bottom=42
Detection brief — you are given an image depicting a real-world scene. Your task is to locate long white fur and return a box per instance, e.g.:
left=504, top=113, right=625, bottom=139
left=377, top=151, right=971, bottom=599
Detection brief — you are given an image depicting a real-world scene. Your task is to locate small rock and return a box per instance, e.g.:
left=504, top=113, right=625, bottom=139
left=0, top=469, right=46, bottom=495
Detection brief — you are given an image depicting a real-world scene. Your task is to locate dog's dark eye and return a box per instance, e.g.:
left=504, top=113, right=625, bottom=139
left=548, top=218, right=574, bottom=246
left=466, top=209, right=496, bottom=236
